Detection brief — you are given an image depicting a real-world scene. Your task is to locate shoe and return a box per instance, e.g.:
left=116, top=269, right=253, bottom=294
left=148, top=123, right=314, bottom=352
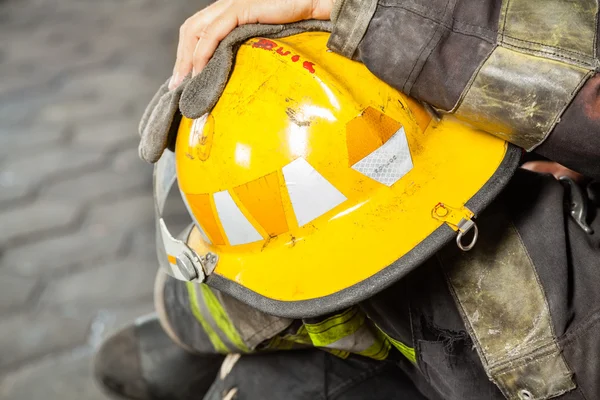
left=94, top=314, right=224, bottom=400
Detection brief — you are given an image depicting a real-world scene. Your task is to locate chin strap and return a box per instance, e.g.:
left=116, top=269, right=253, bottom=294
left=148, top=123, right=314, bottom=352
left=153, top=150, right=218, bottom=282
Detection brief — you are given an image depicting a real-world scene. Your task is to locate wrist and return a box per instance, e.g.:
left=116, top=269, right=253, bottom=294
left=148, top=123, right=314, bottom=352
left=311, top=0, right=335, bottom=20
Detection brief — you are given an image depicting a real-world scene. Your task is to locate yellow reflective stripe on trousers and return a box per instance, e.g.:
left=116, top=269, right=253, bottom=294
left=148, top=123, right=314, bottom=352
left=265, top=335, right=302, bottom=350
left=283, top=325, right=313, bottom=345
left=199, top=284, right=250, bottom=352
left=267, top=308, right=394, bottom=361
left=265, top=325, right=314, bottom=351
left=386, top=334, right=416, bottom=363
left=305, top=307, right=391, bottom=361
left=357, top=328, right=391, bottom=361
left=305, top=308, right=363, bottom=347
left=185, top=282, right=229, bottom=353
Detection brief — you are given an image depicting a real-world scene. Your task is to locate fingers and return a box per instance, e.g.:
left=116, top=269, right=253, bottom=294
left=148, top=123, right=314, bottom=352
left=170, top=1, right=228, bottom=90
left=169, top=0, right=335, bottom=91
left=191, top=13, right=239, bottom=77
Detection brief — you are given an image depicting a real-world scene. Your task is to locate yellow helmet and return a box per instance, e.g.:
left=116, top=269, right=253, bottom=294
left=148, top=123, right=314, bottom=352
left=155, top=32, right=520, bottom=317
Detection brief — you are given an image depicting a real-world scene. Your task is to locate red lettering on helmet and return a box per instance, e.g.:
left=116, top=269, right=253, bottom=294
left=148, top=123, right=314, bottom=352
left=251, top=41, right=316, bottom=74
left=302, top=61, right=315, bottom=74
left=276, top=47, right=291, bottom=56
left=252, top=39, right=277, bottom=50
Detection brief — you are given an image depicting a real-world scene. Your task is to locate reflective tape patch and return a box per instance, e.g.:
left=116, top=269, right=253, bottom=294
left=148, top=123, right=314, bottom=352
left=351, top=127, right=413, bottom=186
left=386, top=335, right=416, bottom=363
left=214, top=190, right=263, bottom=245
left=185, top=193, right=225, bottom=245
left=282, top=158, right=347, bottom=227
left=305, top=308, right=362, bottom=347
left=233, top=171, right=289, bottom=237
left=186, top=282, right=252, bottom=354
left=305, top=308, right=391, bottom=361
left=179, top=192, right=212, bottom=245
left=200, top=285, right=249, bottom=352
left=358, top=328, right=392, bottom=361
left=346, top=107, right=402, bottom=166
left=185, top=282, right=229, bottom=353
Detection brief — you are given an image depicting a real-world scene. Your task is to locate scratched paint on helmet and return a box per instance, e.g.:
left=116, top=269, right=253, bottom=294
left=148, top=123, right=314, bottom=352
left=174, top=32, right=509, bottom=302
left=187, top=113, right=214, bottom=161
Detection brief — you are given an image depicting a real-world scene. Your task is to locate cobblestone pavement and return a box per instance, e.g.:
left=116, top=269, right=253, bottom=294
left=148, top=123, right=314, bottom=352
left=0, top=0, right=209, bottom=398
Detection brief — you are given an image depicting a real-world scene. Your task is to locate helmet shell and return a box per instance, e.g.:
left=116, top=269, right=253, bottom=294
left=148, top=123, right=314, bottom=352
left=174, top=32, right=518, bottom=316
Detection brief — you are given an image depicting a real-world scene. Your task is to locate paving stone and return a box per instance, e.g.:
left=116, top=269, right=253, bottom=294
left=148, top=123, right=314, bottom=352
left=162, top=188, right=194, bottom=236
left=0, top=202, right=80, bottom=246
left=128, top=221, right=161, bottom=263
left=0, top=23, right=132, bottom=98
left=0, top=348, right=108, bottom=400
left=0, top=223, right=128, bottom=278
left=0, top=145, right=104, bottom=205
left=0, top=305, right=155, bottom=400
left=71, top=118, right=139, bottom=153
left=112, top=145, right=151, bottom=175
left=86, top=192, right=155, bottom=230
left=0, top=310, right=92, bottom=370
left=39, top=97, right=132, bottom=125
left=0, top=57, right=117, bottom=109
left=0, top=127, right=66, bottom=155
left=59, top=68, right=159, bottom=104
left=87, top=301, right=155, bottom=348
left=0, top=272, right=37, bottom=312
left=39, top=257, right=156, bottom=310
left=1, top=192, right=159, bottom=278
left=1, top=34, right=90, bottom=77
left=40, top=165, right=152, bottom=204
left=0, top=184, right=29, bottom=207
left=0, top=0, right=213, bottom=393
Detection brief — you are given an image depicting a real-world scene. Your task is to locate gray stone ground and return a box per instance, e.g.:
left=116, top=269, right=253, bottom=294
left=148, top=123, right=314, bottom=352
left=0, top=0, right=210, bottom=398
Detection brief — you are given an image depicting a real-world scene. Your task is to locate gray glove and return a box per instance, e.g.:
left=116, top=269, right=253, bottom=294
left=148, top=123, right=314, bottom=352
left=138, top=20, right=332, bottom=164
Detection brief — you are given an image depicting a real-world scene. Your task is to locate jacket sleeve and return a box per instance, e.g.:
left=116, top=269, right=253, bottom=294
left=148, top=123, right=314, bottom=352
left=327, top=0, right=600, bottom=179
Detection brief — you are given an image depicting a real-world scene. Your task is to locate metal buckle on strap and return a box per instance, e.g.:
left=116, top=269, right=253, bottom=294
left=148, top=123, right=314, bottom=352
left=432, top=203, right=479, bottom=251
left=153, top=151, right=217, bottom=282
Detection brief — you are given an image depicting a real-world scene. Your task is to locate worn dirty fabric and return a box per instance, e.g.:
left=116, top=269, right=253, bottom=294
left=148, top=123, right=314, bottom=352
left=439, top=203, right=575, bottom=400
left=203, top=350, right=430, bottom=400
left=328, top=0, right=600, bottom=163
left=162, top=271, right=294, bottom=355
left=537, top=73, right=600, bottom=179
left=138, top=20, right=331, bottom=164
left=139, top=2, right=600, bottom=398
left=158, top=169, right=600, bottom=399
left=362, top=169, right=600, bottom=400
left=162, top=273, right=408, bottom=363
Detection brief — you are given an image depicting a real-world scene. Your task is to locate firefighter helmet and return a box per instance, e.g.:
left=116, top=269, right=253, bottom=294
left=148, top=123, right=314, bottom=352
left=154, top=32, right=520, bottom=318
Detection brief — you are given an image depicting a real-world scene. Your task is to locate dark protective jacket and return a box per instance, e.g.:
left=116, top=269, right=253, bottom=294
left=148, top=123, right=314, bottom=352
left=325, top=0, right=600, bottom=398
left=160, top=1, right=600, bottom=399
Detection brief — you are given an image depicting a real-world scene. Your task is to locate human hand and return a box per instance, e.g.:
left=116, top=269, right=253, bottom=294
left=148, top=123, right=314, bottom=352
left=521, top=161, right=583, bottom=182
left=169, top=0, right=335, bottom=90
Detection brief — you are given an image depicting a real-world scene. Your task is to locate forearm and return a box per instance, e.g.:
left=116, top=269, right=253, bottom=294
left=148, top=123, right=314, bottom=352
left=328, top=0, right=600, bottom=179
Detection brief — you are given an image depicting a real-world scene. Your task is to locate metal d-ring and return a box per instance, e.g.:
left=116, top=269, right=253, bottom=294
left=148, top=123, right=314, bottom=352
left=456, top=221, right=478, bottom=251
